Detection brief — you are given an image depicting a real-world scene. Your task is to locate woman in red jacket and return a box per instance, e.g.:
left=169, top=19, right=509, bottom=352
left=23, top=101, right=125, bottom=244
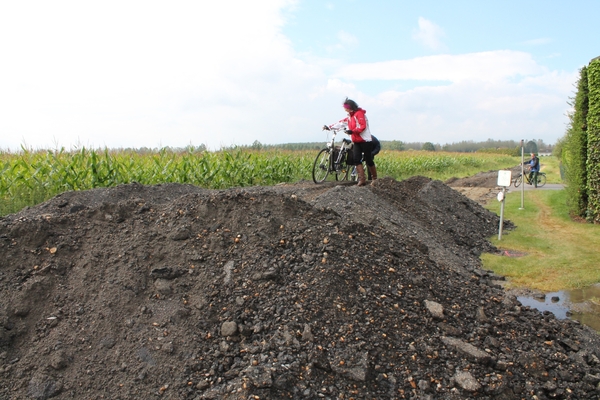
left=327, top=98, right=377, bottom=186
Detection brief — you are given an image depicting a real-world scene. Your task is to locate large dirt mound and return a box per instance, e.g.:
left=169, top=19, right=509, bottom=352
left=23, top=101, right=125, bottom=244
left=445, top=166, right=523, bottom=204
left=1, top=177, right=599, bottom=399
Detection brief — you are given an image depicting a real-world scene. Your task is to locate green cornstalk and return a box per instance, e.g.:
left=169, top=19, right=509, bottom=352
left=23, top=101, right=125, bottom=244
left=0, top=147, right=519, bottom=216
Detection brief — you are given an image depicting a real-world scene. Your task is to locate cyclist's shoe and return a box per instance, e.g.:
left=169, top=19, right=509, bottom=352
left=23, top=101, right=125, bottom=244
left=356, top=164, right=367, bottom=186
left=368, top=165, right=377, bottom=181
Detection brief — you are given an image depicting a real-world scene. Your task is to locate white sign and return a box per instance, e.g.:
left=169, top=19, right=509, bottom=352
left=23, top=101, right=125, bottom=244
left=497, top=170, right=512, bottom=187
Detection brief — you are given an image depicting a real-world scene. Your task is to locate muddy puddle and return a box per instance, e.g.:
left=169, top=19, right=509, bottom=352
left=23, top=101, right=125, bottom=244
left=517, top=284, right=600, bottom=331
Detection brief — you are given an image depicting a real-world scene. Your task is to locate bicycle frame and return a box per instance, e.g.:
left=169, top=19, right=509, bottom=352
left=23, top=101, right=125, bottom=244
left=514, top=170, right=546, bottom=188
left=312, top=128, right=353, bottom=183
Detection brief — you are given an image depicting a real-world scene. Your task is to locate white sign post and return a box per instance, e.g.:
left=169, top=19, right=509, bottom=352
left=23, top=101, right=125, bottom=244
left=519, top=140, right=525, bottom=210
left=497, top=170, right=512, bottom=240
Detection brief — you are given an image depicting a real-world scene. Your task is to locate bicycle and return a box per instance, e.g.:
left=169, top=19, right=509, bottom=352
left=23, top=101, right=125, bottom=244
left=513, top=171, right=546, bottom=188
left=312, top=127, right=353, bottom=183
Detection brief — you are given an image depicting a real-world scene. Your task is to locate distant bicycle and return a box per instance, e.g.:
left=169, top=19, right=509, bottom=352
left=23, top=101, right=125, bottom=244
left=514, top=171, right=546, bottom=188
left=312, top=127, right=353, bottom=183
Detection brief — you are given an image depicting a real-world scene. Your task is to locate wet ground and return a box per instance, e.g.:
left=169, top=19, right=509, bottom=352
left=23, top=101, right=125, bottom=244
left=447, top=170, right=599, bottom=333
left=518, top=285, right=600, bottom=332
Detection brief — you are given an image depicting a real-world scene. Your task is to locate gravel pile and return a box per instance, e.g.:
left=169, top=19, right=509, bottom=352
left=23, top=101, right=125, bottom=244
left=1, top=176, right=599, bottom=399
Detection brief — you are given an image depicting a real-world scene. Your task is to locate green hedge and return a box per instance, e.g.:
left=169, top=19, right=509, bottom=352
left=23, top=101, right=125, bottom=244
left=562, top=66, right=589, bottom=218
left=587, top=59, right=600, bottom=223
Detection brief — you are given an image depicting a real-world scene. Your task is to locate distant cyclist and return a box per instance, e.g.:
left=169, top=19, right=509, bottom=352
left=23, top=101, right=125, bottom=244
left=528, top=153, right=540, bottom=187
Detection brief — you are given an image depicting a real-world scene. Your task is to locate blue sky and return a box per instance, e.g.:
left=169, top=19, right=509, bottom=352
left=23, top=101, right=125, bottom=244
left=1, top=0, right=598, bottom=151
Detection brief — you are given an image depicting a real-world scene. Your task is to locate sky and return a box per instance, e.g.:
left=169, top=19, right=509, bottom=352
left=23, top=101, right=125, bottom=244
left=1, top=0, right=599, bottom=151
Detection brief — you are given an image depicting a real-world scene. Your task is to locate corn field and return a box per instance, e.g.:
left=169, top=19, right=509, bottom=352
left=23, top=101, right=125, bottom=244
left=0, top=147, right=519, bottom=216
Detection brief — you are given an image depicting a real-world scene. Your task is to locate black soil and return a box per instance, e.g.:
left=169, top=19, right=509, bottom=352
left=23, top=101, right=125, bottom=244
left=1, top=176, right=599, bottom=399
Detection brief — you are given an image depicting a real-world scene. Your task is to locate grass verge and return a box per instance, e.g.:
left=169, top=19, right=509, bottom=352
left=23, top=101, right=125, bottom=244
left=483, top=188, right=600, bottom=292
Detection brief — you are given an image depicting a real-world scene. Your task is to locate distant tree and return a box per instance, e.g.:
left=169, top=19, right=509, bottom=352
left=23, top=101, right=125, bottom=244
left=386, top=140, right=405, bottom=151
left=404, top=142, right=422, bottom=150
left=524, top=140, right=538, bottom=154
left=422, top=142, right=436, bottom=151
left=251, top=140, right=263, bottom=150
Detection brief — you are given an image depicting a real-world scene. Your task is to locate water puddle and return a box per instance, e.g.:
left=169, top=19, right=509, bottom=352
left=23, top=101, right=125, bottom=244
left=517, top=284, right=600, bottom=331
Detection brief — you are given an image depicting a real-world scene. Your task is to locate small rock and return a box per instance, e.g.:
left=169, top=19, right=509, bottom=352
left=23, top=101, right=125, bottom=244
left=244, top=366, right=273, bottom=388
left=438, top=322, right=462, bottom=336
left=49, top=351, right=69, bottom=370
left=424, top=300, right=444, bottom=319
left=441, top=336, right=492, bottom=365
left=330, top=350, right=370, bottom=382
left=221, top=321, right=238, bottom=337
left=454, top=371, right=481, bottom=392
left=170, top=227, right=190, bottom=241
left=495, top=360, right=510, bottom=371
left=302, top=324, right=314, bottom=342
left=542, top=380, right=557, bottom=391
left=223, top=260, right=234, bottom=284
left=100, top=336, right=116, bottom=349
left=196, top=380, right=210, bottom=390
left=476, top=306, right=488, bottom=322
left=154, top=279, right=172, bottom=295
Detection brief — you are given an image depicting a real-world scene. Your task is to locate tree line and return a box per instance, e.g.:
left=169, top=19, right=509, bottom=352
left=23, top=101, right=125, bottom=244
left=242, top=138, right=551, bottom=155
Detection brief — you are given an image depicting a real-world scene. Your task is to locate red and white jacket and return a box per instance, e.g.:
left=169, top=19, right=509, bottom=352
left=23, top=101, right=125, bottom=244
left=328, top=108, right=372, bottom=143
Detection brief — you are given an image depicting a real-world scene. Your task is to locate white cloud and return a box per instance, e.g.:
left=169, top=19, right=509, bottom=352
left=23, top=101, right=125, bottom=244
left=0, top=0, right=314, bottom=150
left=337, top=31, right=359, bottom=47
left=325, top=30, right=359, bottom=53
left=412, top=17, right=446, bottom=51
left=362, top=69, right=577, bottom=145
left=335, top=51, right=546, bottom=82
left=327, top=55, right=576, bottom=145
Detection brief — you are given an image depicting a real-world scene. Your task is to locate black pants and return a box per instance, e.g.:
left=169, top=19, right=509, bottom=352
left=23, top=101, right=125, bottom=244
left=529, top=171, right=538, bottom=187
left=352, top=141, right=375, bottom=166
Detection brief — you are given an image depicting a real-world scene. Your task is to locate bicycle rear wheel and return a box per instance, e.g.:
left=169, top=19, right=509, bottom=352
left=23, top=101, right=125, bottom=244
left=334, top=150, right=350, bottom=181
left=349, top=166, right=358, bottom=182
left=536, top=173, right=546, bottom=187
left=514, top=174, right=522, bottom=188
left=312, top=148, right=331, bottom=183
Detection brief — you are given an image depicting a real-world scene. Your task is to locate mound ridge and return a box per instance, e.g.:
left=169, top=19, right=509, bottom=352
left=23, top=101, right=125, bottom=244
left=1, top=176, right=599, bottom=399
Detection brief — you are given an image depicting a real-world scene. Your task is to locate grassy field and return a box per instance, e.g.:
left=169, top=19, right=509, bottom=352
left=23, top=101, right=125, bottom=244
left=483, top=156, right=600, bottom=291
left=0, top=147, right=520, bottom=216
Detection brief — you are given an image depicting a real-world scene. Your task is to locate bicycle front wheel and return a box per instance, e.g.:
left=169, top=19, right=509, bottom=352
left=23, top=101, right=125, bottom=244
left=514, top=174, right=522, bottom=188
left=536, top=173, right=547, bottom=187
left=312, top=148, right=331, bottom=183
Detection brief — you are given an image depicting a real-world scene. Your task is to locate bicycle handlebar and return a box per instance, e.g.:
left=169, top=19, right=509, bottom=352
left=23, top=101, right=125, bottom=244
left=323, top=126, right=344, bottom=131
